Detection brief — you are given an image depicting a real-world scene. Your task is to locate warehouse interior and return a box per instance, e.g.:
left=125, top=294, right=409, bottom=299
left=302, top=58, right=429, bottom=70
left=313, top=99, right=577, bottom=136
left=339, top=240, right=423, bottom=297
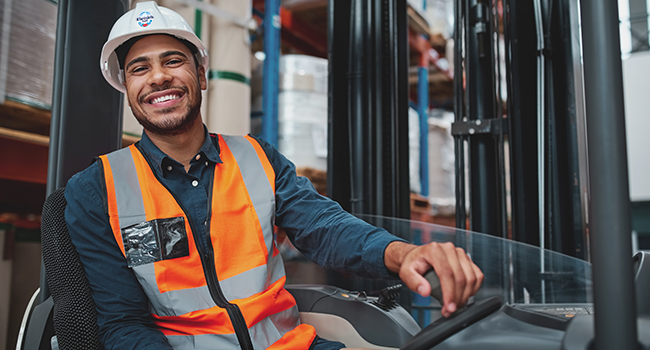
left=0, top=0, right=649, bottom=349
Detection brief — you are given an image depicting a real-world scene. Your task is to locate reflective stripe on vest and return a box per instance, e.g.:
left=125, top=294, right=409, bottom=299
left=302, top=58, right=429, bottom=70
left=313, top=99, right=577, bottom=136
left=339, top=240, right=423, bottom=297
left=99, top=135, right=316, bottom=350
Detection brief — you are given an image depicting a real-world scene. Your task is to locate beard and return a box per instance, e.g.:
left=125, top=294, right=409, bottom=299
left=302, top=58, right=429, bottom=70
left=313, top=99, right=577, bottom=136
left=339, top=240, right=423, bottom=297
left=130, top=83, right=202, bottom=137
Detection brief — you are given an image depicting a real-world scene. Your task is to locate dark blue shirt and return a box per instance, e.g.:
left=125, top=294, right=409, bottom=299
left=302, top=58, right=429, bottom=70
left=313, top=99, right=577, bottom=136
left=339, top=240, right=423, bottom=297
left=64, top=127, right=403, bottom=350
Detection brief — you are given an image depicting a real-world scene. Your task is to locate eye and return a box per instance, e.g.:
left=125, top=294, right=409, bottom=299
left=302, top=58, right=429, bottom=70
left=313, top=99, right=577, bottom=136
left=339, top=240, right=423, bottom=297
left=166, top=58, right=183, bottom=66
left=127, top=64, right=149, bottom=75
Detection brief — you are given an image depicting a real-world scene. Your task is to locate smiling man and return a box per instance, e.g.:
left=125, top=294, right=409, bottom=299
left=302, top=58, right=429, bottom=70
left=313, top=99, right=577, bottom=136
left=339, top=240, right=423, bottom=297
left=64, top=2, right=483, bottom=350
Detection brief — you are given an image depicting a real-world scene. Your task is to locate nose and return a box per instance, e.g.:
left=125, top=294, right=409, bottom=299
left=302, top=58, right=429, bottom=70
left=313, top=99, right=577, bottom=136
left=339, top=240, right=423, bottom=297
left=148, top=64, right=172, bottom=86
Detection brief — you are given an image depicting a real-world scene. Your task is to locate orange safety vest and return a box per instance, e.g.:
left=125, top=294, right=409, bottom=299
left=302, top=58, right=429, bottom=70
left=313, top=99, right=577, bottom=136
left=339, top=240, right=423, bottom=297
left=99, top=134, right=317, bottom=349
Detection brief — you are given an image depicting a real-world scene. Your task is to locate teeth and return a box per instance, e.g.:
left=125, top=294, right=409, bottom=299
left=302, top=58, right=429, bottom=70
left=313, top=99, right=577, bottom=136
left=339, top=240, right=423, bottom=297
left=151, top=94, right=179, bottom=104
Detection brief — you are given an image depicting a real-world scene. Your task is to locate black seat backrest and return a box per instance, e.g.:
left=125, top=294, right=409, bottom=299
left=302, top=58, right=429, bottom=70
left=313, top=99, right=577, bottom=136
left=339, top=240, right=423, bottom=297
left=40, top=187, right=103, bottom=349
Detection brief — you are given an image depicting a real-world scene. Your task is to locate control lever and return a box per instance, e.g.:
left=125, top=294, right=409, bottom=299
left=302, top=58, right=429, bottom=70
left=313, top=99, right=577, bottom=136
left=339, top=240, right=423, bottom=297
left=424, top=269, right=470, bottom=314
left=423, top=269, right=443, bottom=304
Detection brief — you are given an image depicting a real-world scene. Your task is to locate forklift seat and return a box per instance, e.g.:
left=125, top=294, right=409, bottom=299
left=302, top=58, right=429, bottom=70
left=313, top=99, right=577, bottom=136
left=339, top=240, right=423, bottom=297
left=40, top=187, right=102, bottom=349
left=37, top=187, right=420, bottom=350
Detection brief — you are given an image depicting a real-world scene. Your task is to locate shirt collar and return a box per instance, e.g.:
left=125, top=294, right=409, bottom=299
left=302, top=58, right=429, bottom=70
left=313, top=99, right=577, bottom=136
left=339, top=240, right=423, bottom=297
left=137, top=124, right=223, bottom=175
left=200, top=129, right=222, bottom=164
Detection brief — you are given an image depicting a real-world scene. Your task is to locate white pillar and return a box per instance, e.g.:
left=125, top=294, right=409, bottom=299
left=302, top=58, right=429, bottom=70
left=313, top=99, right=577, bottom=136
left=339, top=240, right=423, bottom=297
left=206, top=0, right=251, bottom=135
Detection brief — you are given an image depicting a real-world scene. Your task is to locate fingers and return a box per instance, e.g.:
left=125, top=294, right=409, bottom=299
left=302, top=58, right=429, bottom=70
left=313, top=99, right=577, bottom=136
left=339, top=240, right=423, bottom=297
left=436, top=242, right=464, bottom=316
left=398, top=242, right=484, bottom=318
left=397, top=249, right=435, bottom=297
left=471, top=258, right=485, bottom=295
left=455, top=247, right=479, bottom=302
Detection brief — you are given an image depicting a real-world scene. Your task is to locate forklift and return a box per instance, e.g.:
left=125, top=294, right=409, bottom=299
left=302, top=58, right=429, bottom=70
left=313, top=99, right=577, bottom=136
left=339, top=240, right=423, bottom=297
left=15, top=0, right=650, bottom=349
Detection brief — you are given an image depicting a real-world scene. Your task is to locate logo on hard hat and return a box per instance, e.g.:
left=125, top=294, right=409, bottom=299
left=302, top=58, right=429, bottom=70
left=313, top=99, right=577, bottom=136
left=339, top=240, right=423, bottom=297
left=136, top=11, right=154, bottom=27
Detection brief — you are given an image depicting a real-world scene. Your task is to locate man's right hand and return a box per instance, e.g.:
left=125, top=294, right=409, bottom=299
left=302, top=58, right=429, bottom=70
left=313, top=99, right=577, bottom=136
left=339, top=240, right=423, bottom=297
left=384, top=241, right=484, bottom=318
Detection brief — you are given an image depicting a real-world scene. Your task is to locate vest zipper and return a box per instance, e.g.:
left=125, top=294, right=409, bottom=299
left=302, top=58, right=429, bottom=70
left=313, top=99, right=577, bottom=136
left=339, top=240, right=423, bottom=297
left=136, top=145, right=254, bottom=350
left=203, top=166, right=254, bottom=350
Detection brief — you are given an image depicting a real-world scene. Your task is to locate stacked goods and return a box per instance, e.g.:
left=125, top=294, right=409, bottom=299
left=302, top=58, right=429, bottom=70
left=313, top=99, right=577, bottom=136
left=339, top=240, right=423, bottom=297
left=426, top=0, right=454, bottom=37
left=408, top=107, right=422, bottom=194
left=277, top=54, right=328, bottom=171
left=428, top=109, right=455, bottom=215
left=0, top=0, right=57, bottom=109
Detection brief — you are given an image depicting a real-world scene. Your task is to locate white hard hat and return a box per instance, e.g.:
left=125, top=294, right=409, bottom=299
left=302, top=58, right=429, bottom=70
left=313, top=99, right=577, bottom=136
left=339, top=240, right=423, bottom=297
left=100, top=1, right=209, bottom=93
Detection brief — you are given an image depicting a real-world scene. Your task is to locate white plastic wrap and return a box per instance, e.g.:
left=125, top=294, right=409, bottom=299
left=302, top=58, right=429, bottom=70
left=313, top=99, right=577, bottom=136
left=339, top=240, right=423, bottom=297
left=277, top=90, right=327, bottom=171
left=408, top=107, right=421, bottom=194
left=425, top=0, right=454, bottom=37
left=278, top=54, right=327, bottom=93
left=428, top=109, right=456, bottom=215
left=276, top=54, right=328, bottom=171
left=0, top=0, right=57, bottom=109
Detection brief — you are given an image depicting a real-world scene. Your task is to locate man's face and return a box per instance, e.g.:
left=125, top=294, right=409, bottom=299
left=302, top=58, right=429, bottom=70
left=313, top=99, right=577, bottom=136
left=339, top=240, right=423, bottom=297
left=123, top=34, right=207, bottom=136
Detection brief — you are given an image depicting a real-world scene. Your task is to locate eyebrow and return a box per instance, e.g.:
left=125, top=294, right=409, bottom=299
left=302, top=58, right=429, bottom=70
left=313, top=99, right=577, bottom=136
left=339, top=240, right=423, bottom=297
left=125, top=50, right=189, bottom=71
left=125, top=56, right=149, bottom=71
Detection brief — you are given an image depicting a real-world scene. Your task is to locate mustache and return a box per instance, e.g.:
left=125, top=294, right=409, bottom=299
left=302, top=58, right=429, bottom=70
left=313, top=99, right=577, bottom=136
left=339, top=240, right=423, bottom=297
left=139, top=85, right=189, bottom=104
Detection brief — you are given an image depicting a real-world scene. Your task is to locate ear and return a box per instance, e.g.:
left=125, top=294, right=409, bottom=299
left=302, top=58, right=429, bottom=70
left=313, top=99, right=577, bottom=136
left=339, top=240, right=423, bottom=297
left=125, top=87, right=131, bottom=107
left=198, top=65, right=207, bottom=90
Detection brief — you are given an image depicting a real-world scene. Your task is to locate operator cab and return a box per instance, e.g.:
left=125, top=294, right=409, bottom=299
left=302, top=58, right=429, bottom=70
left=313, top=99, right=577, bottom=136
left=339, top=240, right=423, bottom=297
left=17, top=199, right=650, bottom=349
left=285, top=215, right=650, bottom=349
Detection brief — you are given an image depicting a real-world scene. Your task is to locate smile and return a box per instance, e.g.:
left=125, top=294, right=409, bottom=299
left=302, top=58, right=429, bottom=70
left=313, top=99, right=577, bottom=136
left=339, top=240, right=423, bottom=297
left=149, top=94, right=181, bottom=104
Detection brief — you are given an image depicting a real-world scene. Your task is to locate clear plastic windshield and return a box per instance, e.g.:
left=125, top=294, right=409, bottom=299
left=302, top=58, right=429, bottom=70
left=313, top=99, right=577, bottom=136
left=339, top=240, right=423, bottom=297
left=355, top=214, right=593, bottom=305
left=281, top=212, right=593, bottom=328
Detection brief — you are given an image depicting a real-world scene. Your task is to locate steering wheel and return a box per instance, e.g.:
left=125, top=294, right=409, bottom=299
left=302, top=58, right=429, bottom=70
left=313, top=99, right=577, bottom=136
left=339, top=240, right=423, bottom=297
left=400, top=271, right=503, bottom=350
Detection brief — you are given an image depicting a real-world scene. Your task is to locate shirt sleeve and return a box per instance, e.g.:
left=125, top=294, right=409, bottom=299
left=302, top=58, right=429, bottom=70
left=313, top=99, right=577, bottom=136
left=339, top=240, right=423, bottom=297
left=64, top=162, right=173, bottom=350
left=250, top=136, right=407, bottom=279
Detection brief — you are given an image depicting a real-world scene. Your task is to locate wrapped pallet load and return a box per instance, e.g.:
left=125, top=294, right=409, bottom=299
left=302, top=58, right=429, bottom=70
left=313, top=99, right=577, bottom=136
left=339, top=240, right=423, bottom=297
left=428, top=109, right=456, bottom=216
left=0, top=0, right=57, bottom=109
left=277, top=54, right=328, bottom=172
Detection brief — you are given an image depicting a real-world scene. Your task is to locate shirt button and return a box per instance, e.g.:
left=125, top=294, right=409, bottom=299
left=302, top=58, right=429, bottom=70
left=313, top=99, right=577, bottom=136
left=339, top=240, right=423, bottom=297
left=205, top=161, right=209, bottom=167
left=167, top=165, right=173, bottom=171
left=195, top=154, right=201, bottom=160
left=192, top=180, right=199, bottom=187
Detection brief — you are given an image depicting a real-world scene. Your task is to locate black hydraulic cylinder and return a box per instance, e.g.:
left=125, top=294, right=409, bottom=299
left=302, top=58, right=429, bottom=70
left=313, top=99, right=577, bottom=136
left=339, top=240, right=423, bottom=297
left=328, top=0, right=410, bottom=220
left=503, top=0, right=540, bottom=247
left=328, top=1, right=352, bottom=213
left=327, top=0, right=410, bottom=300
left=347, top=0, right=370, bottom=215
left=453, top=0, right=467, bottom=229
left=465, top=0, right=500, bottom=236
left=48, top=0, right=126, bottom=195
left=579, top=1, right=637, bottom=349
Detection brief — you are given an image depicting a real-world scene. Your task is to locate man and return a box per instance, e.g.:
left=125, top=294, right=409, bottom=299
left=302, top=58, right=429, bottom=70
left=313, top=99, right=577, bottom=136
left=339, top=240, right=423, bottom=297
left=65, top=2, right=483, bottom=349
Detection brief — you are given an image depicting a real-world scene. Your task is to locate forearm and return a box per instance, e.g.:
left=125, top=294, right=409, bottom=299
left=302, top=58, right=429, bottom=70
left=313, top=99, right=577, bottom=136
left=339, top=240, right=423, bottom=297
left=281, top=194, right=401, bottom=278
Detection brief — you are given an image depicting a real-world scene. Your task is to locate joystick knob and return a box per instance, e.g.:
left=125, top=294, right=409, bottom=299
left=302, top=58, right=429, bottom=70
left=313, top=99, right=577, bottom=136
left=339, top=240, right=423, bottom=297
left=424, top=269, right=443, bottom=304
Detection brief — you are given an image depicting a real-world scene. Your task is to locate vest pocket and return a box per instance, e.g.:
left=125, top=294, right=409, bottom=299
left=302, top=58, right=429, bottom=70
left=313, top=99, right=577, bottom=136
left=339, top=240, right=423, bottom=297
left=122, top=217, right=190, bottom=267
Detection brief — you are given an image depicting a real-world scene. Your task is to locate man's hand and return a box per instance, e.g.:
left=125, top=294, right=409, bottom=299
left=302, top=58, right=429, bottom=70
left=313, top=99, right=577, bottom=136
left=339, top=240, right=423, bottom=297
left=384, top=241, right=484, bottom=318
